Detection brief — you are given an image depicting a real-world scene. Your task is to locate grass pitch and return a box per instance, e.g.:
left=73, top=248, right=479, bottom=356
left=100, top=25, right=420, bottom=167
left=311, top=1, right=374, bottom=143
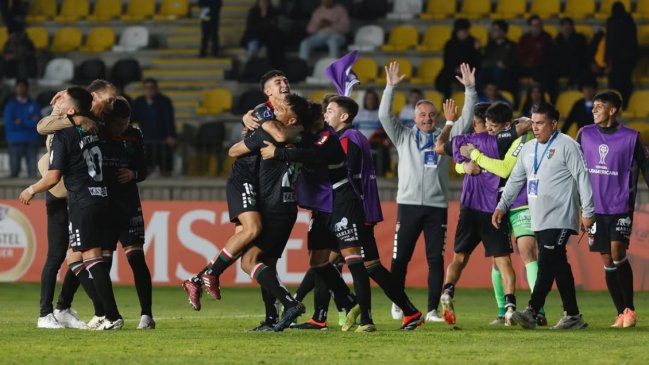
left=0, top=283, right=648, bottom=364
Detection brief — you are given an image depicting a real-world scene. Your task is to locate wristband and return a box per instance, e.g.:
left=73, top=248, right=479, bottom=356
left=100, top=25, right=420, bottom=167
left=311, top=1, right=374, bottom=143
left=445, top=121, right=454, bottom=126
left=28, top=185, right=35, bottom=195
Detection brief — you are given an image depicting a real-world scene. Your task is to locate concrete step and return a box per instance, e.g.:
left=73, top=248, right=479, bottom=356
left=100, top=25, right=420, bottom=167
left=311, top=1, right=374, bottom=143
left=149, top=57, right=231, bottom=70
left=142, top=68, right=224, bottom=81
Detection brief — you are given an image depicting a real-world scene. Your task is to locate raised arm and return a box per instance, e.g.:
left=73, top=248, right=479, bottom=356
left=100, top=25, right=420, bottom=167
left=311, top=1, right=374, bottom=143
left=450, top=63, right=477, bottom=138
left=514, top=117, right=532, bottom=137
left=378, top=62, right=408, bottom=145
left=262, top=120, right=303, bottom=143
left=435, top=98, right=458, bottom=156
left=37, top=114, right=97, bottom=135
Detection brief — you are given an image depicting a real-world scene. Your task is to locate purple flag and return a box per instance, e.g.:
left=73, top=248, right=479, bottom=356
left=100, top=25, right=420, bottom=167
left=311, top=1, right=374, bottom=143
left=325, top=51, right=360, bottom=97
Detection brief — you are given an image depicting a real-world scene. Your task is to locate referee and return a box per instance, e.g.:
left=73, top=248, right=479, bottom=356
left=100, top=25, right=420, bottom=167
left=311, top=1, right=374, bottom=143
left=378, top=61, right=476, bottom=322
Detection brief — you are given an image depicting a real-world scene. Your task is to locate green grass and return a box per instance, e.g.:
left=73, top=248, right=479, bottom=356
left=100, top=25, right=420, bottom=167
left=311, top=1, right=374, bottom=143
left=0, top=283, right=648, bottom=364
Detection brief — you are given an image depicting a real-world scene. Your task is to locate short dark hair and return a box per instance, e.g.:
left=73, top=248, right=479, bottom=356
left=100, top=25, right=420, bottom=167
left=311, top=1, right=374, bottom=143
left=87, top=79, right=115, bottom=93
left=285, top=93, right=310, bottom=127
left=66, top=86, right=93, bottom=116
left=410, top=88, right=423, bottom=95
left=559, top=17, right=574, bottom=27
left=474, top=102, right=490, bottom=123
left=485, top=102, right=512, bottom=124
left=15, top=78, right=29, bottom=88
left=454, top=18, right=470, bottom=31
left=259, top=70, right=286, bottom=91
left=142, top=78, right=158, bottom=87
left=594, top=90, right=623, bottom=113
left=531, top=102, right=560, bottom=121
left=329, top=96, right=359, bottom=122
left=527, top=14, right=542, bottom=25
left=108, top=96, right=131, bottom=120
left=322, top=93, right=337, bottom=109
left=492, top=20, right=509, bottom=33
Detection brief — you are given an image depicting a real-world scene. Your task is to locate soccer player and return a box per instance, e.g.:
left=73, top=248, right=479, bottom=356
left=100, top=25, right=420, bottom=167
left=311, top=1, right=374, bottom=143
left=101, top=97, right=155, bottom=329
left=379, top=62, right=476, bottom=322
left=228, top=93, right=312, bottom=331
left=577, top=90, right=649, bottom=328
left=20, top=86, right=124, bottom=330
left=457, top=113, right=546, bottom=326
left=494, top=103, right=594, bottom=330
left=440, top=102, right=529, bottom=325
left=182, top=70, right=294, bottom=311
left=261, top=103, right=375, bottom=332
left=35, top=79, right=117, bottom=329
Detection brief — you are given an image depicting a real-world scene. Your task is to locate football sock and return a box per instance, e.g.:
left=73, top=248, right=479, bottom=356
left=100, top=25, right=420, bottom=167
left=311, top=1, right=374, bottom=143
left=193, top=261, right=214, bottom=283
left=312, top=272, right=331, bottom=323
left=209, top=249, right=234, bottom=277
left=346, top=255, right=373, bottom=325
left=85, top=257, right=120, bottom=321
left=261, top=287, right=279, bottom=324
left=443, top=283, right=455, bottom=298
left=312, top=263, right=355, bottom=311
left=102, top=252, right=113, bottom=272
left=55, top=267, right=80, bottom=310
left=605, top=266, right=625, bottom=314
left=390, top=258, right=408, bottom=292
left=491, top=267, right=505, bottom=316
left=525, top=261, right=544, bottom=314
left=253, top=264, right=297, bottom=308
left=615, top=258, right=635, bottom=311
left=367, top=261, right=417, bottom=316
left=125, top=247, right=153, bottom=317
left=294, top=268, right=316, bottom=303
left=504, top=293, right=516, bottom=310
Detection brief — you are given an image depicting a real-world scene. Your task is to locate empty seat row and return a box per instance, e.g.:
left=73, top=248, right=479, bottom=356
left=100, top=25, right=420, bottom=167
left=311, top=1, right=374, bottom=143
left=0, top=26, right=149, bottom=53
left=35, top=57, right=142, bottom=88
left=27, top=0, right=189, bottom=23
left=390, top=0, right=637, bottom=21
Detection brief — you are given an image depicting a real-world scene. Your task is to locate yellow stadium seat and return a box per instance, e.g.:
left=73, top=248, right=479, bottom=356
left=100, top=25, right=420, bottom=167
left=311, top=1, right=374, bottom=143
left=424, top=90, right=443, bottom=108
left=416, top=25, right=452, bottom=52
left=451, top=91, right=465, bottom=112
left=51, top=27, right=83, bottom=53
left=310, top=90, right=336, bottom=104
left=573, top=25, right=594, bottom=43
left=508, top=25, right=523, bottom=42
left=352, top=57, right=379, bottom=84
left=196, top=89, right=233, bottom=115
left=626, top=121, right=649, bottom=143
left=382, top=25, right=419, bottom=52
left=528, top=0, right=560, bottom=18
left=501, top=90, right=514, bottom=105
left=26, top=27, right=49, bottom=50
left=0, top=28, right=8, bottom=49
left=154, top=0, right=189, bottom=20
left=563, top=122, right=578, bottom=139
left=492, top=0, right=526, bottom=20
left=121, top=0, right=155, bottom=21
left=596, top=0, right=631, bottom=20
left=458, top=0, right=490, bottom=19
left=636, top=0, right=649, bottom=20
left=623, top=91, right=649, bottom=118
left=411, top=58, right=443, bottom=85
left=80, top=27, right=116, bottom=53
left=26, top=0, right=57, bottom=22
left=88, top=0, right=122, bottom=22
left=562, top=0, right=595, bottom=20
left=544, top=25, right=558, bottom=39
left=55, top=0, right=90, bottom=22
left=420, top=0, right=455, bottom=20
left=555, top=91, right=584, bottom=120
left=638, top=25, right=649, bottom=47
left=377, top=58, right=412, bottom=85
left=470, top=25, right=488, bottom=47
left=392, top=91, right=407, bottom=113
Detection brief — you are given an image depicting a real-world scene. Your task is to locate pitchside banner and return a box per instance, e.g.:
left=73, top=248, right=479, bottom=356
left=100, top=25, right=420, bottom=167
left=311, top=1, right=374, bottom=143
left=2, top=200, right=649, bottom=290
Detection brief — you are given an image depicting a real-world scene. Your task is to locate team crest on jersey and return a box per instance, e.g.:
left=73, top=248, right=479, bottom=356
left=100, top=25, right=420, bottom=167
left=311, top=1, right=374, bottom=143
left=547, top=149, right=555, bottom=159
left=263, top=109, right=273, bottom=119
left=315, top=131, right=330, bottom=146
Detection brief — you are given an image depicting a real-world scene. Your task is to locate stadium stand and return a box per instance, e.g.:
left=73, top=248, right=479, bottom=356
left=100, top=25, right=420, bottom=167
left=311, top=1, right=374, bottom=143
left=154, top=0, right=190, bottom=21
left=622, top=90, right=649, bottom=118
left=386, top=0, right=423, bottom=20
left=416, top=25, right=452, bottom=53
left=74, top=58, right=107, bottom=85
left=26, top=0, right=57, bottom=23
left=528, top=0, right=560, bottom=18
left=80, top=27, right=116, bottom=53
left=352, top=57, right=379, bottom=84
left=492, top=0, right=527, bottom=20
left=382, top=25, right=419, bottom=52
left=38, top=58, right=75, bottom=87
left=562, top=0, right=596, bottom=20
left=87, top=0, right=123, bottom=22
left=458, top=0, right=491, bottom=20
left=26, top=27, right=49, bottom=50
left=637, top=0, right=649, bottom=19
left=55, top=0, right=90, bottom=22
left=411, top=58, right=443, bottom=85
left=196, top=89, right=233, bottom=116
left=306, top=57, right=338, bottom=85
left=113, top=26, right=149, bottom=52
left=420, top=0, right=456, bottom=20
left=348, top=25, right=385, bottom=52
left=121, top=0, right=156, bottom=22
left=51, top=27, right=83, bottom=53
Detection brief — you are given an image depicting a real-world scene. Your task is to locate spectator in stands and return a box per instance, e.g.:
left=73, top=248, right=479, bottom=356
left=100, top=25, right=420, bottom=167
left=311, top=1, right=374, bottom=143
left=517, top=15, right=555, bottom=99
left=2, top=78, right=40, bottom=178
left=520, top=83, right=550, bottom=118
left=478, top=79, right=512, bottom=106
left=2, top=27, right=36, bottom=79
left=435, top=18, right=481, bottom=99
left=240, top=0, right=286, bottom=69
left=199, top=0, right=222, bottom=57
left=480, top=20, right=518, bottom=96
left=561, top=78, right=598, bottom=134
left=398, top=88, right=424, bottom=127
left=354, top=89, right=390, bottom=174
left=298, top=0, right=350, bottom=61
left=553, top=17, right=591, bottom=89
left=605, top=1, right=637, bottom=108
left=132, top=78, right=176, bottom=176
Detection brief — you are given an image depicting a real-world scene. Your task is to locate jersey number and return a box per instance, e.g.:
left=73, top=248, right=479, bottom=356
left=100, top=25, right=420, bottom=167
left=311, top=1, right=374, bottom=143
left=82, top=146, right=103, bottom=182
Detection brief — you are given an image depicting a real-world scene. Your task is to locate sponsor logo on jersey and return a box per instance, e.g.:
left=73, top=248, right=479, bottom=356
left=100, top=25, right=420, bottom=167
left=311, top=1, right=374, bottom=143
left=316, top=131, right=330, bottom=146
left=0, top=204, right=36, bottom=281
left=88, top=187, right=108, bottom=197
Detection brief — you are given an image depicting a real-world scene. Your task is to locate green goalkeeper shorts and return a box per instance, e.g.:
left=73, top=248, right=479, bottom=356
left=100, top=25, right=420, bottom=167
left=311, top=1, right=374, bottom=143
left=509, top=208, right=534, bottom=239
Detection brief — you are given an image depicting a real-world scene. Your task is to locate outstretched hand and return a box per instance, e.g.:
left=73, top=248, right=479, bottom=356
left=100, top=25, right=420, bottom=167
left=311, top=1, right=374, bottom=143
left=385, top=61, right=406, bottom=86
left=455, top=63, right=476, bottom=87
left=442, top=98, right=458, bottom=122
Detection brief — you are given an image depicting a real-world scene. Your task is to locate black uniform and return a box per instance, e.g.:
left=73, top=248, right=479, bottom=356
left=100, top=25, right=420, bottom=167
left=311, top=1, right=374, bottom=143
left=49, top=126, right=111, bottom=251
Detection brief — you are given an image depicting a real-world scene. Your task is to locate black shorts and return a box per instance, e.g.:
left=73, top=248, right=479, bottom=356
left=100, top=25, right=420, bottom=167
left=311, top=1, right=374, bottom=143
left=68, top=202, right=112, bottom=252
left=103, top=200, right=145, bottom=251
left=535, top=228, right=575, bottom=250
left=588, top=213, right=632, bottom=253
left=454, top=206, right=512, bottom=257
left=360, top=224, right=380, bottom=262
left=253, top=209, right=297, bottom=259
left=226, top=176, right=259, bottom=223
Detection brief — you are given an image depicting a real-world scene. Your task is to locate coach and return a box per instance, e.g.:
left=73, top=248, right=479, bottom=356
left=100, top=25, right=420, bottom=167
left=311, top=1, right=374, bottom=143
left=378, top=61, right=476, bottom=322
